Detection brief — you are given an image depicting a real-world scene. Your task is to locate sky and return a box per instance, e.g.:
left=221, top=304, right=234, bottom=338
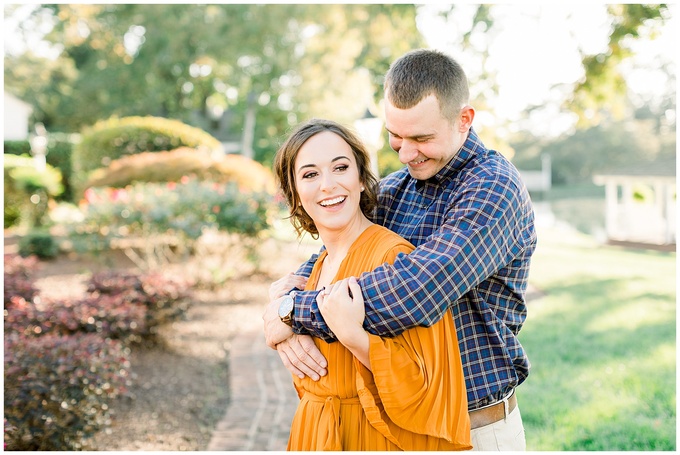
left=416, top=3, right=678, bottom=138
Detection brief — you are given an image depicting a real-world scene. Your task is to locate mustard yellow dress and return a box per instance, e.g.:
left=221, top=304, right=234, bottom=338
left=287, top=224, right=471, bottom=451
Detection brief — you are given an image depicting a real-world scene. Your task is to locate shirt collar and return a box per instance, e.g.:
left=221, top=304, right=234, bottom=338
left=415, top=126, right=485, bottom=189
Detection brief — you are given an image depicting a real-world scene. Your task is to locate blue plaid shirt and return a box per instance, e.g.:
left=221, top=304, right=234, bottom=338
left=291, top=127, right=537, bottom=410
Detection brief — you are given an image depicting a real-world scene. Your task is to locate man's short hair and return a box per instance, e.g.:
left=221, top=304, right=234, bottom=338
left=384, top=49, right=469, bottom=120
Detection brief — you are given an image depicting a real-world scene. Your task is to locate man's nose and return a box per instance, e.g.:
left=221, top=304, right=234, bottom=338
left=398, top=141, right=419, bottom=164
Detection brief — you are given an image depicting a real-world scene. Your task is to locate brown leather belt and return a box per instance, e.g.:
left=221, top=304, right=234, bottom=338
left=469, top=392, right=517, bottom=430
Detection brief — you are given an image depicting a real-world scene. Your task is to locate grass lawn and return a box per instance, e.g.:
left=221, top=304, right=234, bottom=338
left=519, top=225, right=676, bottom=450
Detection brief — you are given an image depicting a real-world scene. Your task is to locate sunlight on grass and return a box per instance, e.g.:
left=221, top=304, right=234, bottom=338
left=586, top=293, right=675, bottom=332
left=519, top=225, right=676, bottom=450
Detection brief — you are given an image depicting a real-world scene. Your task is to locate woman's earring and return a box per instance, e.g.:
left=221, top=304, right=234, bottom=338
left=360, top=186, right=365, bottom=192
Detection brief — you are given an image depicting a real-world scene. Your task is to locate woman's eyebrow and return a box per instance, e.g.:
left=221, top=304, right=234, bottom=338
left=297, top=155, right=350, bottom=173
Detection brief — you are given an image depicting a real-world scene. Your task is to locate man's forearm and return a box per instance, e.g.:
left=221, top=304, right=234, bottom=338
left=358, top=202, right=526, bottom=337
left=291, top=289, right=337, bottom=342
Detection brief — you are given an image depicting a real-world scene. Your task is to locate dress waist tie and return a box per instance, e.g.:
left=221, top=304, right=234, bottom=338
left=302, top=392, right=361, bottom=451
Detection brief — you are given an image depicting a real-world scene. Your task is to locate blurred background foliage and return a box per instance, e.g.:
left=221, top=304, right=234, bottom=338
left=4, top=3, right=674, bottom=180
left=3, top=4, right=676, bottom=451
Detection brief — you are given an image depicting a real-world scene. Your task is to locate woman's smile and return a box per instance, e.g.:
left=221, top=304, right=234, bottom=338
left=319, top=196, right=347, bottom=208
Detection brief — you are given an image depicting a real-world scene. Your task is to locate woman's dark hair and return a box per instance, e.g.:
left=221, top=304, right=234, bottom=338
left=273, top=118, right=379, bottom=238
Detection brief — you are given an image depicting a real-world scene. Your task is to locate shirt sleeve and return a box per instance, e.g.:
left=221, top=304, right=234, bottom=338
left=293, top=252, right=317, bottom=278
left=293, top=171, right=532, bottom=341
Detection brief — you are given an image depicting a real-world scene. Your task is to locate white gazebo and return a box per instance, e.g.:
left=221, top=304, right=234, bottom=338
left=4, top=92, right=33, bottom=140
left=593, top=156, right=676, bottom=247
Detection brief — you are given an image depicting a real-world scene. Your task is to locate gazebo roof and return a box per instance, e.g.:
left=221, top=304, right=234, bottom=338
left=594, top=156, right=676, bottom=179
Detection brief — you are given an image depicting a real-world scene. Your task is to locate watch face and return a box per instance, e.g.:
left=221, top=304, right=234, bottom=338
left=278, top=296, right=294, bottom=318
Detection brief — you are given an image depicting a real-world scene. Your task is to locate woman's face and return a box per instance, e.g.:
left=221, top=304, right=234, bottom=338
left=294, top=131, right=365, bottom=235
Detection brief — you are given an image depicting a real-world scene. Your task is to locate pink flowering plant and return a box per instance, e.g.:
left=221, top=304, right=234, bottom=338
left=69, top=177, right=273, bottom=268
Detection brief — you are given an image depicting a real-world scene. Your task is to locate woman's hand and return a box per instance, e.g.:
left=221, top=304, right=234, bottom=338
left=269, top=272, right=308, bottom=301
left=318, top=277, right=370, bottom=369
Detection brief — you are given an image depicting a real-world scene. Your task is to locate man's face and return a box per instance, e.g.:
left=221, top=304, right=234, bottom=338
left=384, top=94, right=471, bottom=180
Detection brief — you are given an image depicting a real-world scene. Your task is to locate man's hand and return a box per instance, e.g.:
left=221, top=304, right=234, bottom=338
left=269, top=273, right=307, bottom=301
left=262, top=295, right=295, bottom=348
left=276, top=334, right=328, bottom=381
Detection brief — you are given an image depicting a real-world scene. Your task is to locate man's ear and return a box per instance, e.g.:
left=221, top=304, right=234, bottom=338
left=458, top=105, right=475, bottom=132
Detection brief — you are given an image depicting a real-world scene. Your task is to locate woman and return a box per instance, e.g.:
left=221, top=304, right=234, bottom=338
left=272, top=118, right=471, bottom=451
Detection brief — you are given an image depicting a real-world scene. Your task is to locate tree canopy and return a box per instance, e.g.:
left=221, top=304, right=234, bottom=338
left=4, top=4, right=673, bottom=172
left=4, top=4, right=425, bottom=164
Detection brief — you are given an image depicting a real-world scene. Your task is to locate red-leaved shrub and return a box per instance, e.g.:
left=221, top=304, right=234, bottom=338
left=4, top=295, right=148, bottom=344
left=3, top=253, right=39, bottom=306
left=4, top=332, right=131, bottom=450
left=87, top=271, right=191, bottom=336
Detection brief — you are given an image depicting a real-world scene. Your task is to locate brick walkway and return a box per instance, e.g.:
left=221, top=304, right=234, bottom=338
left=207, top=324, right=298, bottom=451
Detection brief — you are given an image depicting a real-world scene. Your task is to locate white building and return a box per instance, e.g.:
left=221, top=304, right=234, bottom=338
left=4, top=92, right=33, bottom=141
left=593, top=157, right=676, bottom=247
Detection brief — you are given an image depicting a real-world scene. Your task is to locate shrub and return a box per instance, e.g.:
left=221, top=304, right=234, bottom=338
left=4, top=154, right=64, bottom=228
left=72, top=116, right=221, bottom=196
left=3, top=269, right=189, bottom=343
left=4, top=140, right=32, bottom=156
left=3, top=253, right=39, bottom=306
left=69, top=177, right=272, bottom=269
left=18, top=230, right=60, bottom=259
left=86, top=271, right=191, bottom=336
left=5, top=135, right=78, bottom=201
left=4, top=154, right=64, bottom=196
left=3, top=295, right=148, bottom=344
left=3, top=332, right=131, bottom=450
left=85, top=147, right=275, bottom=194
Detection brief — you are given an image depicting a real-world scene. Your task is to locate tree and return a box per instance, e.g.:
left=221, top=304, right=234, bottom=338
left=569, top=4, right=671, bottom=127
left=4, top=4, right=424, bottom=166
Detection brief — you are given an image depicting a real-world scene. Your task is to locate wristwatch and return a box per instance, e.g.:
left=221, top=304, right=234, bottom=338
left=278, top=291, right=296, bottom=326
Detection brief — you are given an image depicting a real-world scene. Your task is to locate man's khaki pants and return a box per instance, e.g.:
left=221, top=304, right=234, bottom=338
left=470, top=405, right=526, bottom=451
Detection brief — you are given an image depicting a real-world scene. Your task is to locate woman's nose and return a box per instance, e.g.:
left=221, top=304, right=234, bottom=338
left=319, top=171, right=337, bottom=191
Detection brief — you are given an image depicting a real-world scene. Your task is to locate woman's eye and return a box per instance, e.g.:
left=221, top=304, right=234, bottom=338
left=302, top=171, right=318, bottom=179
left=335, top=164, right=349, bottom=172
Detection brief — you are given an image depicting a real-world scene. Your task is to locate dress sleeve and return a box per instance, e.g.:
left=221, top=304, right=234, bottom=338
left=362, top=320, right=470, bottom=448
left=354, top=244, right=471, bottom=450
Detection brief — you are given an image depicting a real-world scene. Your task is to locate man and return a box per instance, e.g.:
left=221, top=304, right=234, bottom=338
left=263, top=48, right=537, bottom=451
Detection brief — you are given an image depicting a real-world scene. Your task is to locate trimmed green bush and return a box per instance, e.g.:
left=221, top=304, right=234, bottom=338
left=18, top=230, right=60, bottom=259
left=4, top=333, right=131, bottom=450
left=85, top=147, right=275, bottom=193
left=4, top=154, right=64, bottom=228
left=4, top=135, right=77, bottom=201
left=72, top=116, right=221, bottom=197
left=4, top=140, right=31, bottom=156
